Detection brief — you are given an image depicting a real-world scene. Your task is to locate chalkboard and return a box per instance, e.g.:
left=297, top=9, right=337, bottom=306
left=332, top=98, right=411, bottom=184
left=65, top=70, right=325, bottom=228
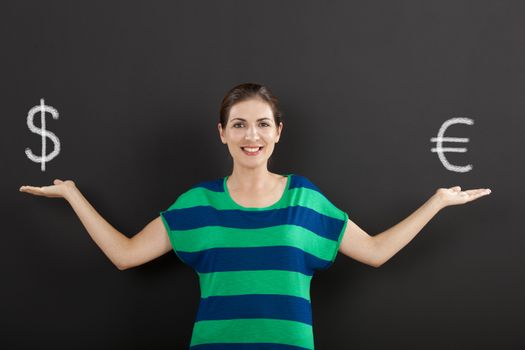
left=3, top=1, right=523, bottom=349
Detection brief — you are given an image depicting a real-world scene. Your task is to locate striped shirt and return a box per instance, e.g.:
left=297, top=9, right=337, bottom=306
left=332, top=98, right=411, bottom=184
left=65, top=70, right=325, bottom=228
left=160, top=174, right=348, bottom=350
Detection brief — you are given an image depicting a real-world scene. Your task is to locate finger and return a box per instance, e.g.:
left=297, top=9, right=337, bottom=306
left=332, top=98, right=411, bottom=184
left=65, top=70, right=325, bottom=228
left=450, top=186, right=461, bottom=192
left=464, top=188, right=491, bottom=196
left=19, top=185, right=35, bottom=193
left=19, top=185, right=35, bottom=192
left=463, top=189, right=491, bottom=201
left=19, top=185, right=43, bottom=195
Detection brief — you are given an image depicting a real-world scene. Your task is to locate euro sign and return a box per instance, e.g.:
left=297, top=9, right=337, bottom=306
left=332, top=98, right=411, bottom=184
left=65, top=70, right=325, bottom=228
left=25, top=98, right=61, bottom=172
left=430, top=117, right=474, bottom=173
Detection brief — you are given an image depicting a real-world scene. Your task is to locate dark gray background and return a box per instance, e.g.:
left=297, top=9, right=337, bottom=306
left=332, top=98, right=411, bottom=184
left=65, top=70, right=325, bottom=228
left=2, top=1, right=523, bottom=349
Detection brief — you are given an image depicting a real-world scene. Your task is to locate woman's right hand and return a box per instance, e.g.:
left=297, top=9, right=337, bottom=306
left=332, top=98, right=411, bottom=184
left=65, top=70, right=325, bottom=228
left=19, top=179, right=77, bottom=199
left=20, top=178, right=173, bottom=269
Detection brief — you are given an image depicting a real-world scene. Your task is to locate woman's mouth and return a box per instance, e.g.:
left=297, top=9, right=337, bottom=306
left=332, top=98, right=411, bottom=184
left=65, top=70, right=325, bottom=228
left=241, top=146, right=263, bottom=156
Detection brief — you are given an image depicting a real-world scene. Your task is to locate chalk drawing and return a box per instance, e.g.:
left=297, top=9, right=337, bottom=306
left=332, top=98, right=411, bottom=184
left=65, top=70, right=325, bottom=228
left=430, top=117, right=474, bottom=173
left=25, top=98, right=61, bottom=171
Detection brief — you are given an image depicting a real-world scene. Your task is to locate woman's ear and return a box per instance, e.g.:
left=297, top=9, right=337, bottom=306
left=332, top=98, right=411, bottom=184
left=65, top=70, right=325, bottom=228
left=275, top=122, right=283, bottom=143
left=218, top=122, right=227, bottom=144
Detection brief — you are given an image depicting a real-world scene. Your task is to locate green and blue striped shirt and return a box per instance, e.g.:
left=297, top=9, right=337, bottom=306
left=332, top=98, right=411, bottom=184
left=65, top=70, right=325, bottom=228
left=160, top=174, right=348, bottom=350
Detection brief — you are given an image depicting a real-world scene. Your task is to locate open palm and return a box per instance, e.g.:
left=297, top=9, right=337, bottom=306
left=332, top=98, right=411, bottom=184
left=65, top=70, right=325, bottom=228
left=19, top=179, right=75, bottom=199
left=436, top=186, right=491, bottom=207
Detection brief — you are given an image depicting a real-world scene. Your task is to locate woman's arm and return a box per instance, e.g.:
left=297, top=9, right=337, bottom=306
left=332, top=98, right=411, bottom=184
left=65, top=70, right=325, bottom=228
left=63, top=184, right=132, bottom=269
left=369, top=194, right=444, bottom=267
left=120, top=216, right=172, bottom=270
left=20, top=179, right=172, bottom=270
left=338, top=186, right=491, bottom=267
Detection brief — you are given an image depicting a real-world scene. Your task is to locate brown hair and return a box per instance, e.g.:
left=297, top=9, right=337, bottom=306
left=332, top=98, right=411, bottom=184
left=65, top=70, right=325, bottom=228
left=219, top=83, right=283, bottom=128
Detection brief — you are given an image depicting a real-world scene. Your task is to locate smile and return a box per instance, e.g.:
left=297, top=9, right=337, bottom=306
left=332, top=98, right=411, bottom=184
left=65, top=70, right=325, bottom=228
left=241, top=146, right=264, bottom=155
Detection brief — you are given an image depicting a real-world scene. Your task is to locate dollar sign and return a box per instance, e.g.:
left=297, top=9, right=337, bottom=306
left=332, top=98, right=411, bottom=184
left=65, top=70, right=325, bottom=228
left=25, top=98, right=61, bottom=172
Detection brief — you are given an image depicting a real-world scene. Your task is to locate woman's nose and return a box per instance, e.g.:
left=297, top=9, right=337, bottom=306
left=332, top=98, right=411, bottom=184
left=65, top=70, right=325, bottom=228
left=244, top=126, right=260, bottom=140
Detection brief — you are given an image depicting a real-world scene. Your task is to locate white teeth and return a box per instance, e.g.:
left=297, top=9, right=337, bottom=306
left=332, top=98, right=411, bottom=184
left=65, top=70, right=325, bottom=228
left=243, top=147, right=260, bottom=152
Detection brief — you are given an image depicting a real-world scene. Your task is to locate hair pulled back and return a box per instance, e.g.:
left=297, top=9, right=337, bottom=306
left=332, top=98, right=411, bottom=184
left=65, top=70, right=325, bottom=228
left=219, top=83, right=283, bottom=128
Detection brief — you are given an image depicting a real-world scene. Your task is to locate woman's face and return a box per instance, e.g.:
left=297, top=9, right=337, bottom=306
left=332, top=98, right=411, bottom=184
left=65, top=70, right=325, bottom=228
left=218, top=98, right=283, bottom=170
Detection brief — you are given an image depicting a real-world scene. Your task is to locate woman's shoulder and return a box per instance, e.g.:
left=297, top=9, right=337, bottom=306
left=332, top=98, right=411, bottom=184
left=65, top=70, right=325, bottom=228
left=288, top=173, right=322, bottom=193
left=164, top=177, right=225, bottom=211
left=189, top=177, right=225, bottom=193
left=289, top=174, right=347, bottom=217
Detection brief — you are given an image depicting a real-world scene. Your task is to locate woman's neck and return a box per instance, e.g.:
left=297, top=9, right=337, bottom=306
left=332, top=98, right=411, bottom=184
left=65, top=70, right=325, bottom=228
left=227, top=165, right=278, bottom=192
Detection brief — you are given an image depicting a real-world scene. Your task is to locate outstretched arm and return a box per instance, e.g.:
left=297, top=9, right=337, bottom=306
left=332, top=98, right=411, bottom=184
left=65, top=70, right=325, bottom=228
left=338, top=186, right=491, bottom=268
left=20, top=179, right=172, bottom=270
left=64, top=184, right=172, bottom=270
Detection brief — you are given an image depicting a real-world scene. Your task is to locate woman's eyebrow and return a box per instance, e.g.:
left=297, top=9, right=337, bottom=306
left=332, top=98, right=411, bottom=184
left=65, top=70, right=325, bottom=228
left=230, top=117, right=272, bottom=122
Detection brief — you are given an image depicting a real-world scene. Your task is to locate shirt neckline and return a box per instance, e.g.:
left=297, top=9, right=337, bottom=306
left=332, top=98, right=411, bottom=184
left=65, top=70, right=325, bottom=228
left=223, top=174, right=293, bottom=211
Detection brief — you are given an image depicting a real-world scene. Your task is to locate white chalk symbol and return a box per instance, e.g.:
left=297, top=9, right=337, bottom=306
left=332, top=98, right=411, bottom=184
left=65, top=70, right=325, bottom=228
left=430, top=117, right=474, bottom=173
left=25, top=98, right=61, bottom=172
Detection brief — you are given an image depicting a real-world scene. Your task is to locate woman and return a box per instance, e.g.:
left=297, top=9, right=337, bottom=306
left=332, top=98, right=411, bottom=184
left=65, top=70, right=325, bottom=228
left=19, top=83, right=491, bottom=350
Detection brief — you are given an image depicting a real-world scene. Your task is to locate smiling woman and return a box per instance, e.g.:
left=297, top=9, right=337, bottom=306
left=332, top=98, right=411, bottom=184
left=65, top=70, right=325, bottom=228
left=19, top=82, right=491, bottom=350
left=218, top=83, right=284, bottom=175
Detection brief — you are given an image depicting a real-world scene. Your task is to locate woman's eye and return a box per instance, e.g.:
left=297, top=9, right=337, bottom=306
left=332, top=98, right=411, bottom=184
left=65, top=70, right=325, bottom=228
left=232, top=122, right=269, bottom=128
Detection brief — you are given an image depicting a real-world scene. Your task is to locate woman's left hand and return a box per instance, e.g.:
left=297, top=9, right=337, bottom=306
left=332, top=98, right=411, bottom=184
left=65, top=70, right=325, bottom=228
left=434, top=186, right=491, bottom=208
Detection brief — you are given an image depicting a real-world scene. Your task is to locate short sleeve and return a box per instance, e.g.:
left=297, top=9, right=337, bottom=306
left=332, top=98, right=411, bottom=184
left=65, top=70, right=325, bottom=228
left=158, top=178, right=224, bottom=269
left=292, top=174, right=349, bottom=271
left=318, top=201, right=348, bottom=271
left=159, top=195, right=188, bottom=265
